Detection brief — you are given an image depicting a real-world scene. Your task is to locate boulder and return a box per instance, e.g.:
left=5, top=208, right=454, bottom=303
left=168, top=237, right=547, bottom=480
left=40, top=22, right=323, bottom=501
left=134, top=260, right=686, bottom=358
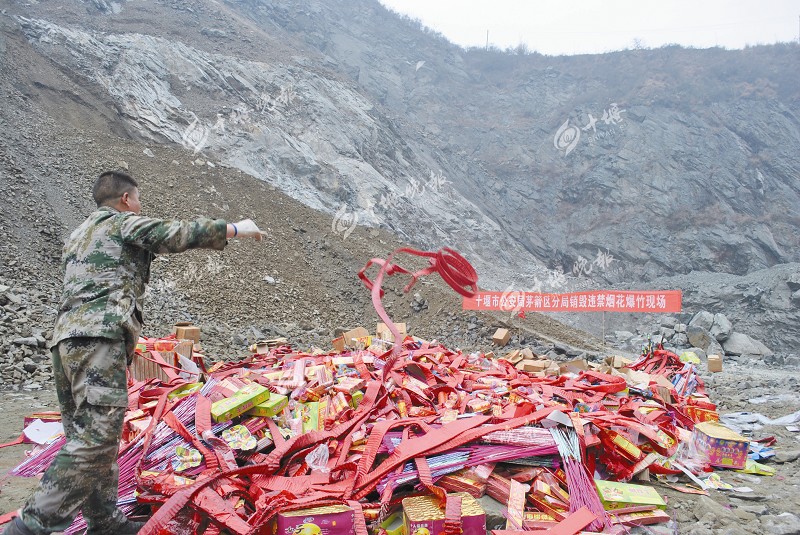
left=722, top=332, right=773, bottom=357
left=613, top=330, right=635, bottom=341
left=660, top=316, right=679, bottom=328
left=689, top=311, right=714, bottom=331
left=707, top=340, right=724, bottom=357
left=693, top=495, right=737, bottom=526
left=687, top=325, right=714, bottom=350
left=759, top=513, right=800, bottom=535
left=710, top=313, right=733, bottom=342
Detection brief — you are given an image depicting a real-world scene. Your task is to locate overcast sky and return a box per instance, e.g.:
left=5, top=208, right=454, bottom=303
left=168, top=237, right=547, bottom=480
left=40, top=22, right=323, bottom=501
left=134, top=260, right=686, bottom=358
left=378, top=0, right=799, bottom=55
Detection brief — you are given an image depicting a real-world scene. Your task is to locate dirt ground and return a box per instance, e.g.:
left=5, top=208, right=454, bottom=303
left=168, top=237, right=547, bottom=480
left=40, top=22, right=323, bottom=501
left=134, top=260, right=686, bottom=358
left=0, top=388, right=57, bottom=516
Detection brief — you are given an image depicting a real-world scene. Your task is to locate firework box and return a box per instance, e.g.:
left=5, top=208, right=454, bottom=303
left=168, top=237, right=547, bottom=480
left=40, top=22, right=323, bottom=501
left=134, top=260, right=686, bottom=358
left=594, top=480, right=666, bottom=511
left=380, top=512, right=405, bottom=535
left=522, top=511, right=557, bottom=530
left=500, top=350, right=522, bottom=364
left=692, top=421, right=749, bottom=469
left=492, top=328, right=511, bottom=346
left=605, top=355, right=632, bottom=369
left=246, top=393, right=288, bottom=417
left=333, top=376, right=365, bottom=394
left=376, top=322, right=407, bottom=342
left=611, top=509, right=672, bottom=527
left=559, top=359, right=589, bottom=374
left=707, top=354, right=723, bottom=373
left=173, top=322, right=200, bottom=343
left=211, top=383, right=270, bottom=423
left=403, top=492, right=486, bottom=535
left=517, top=359, right=550, bottom=373
left=298, top=399, right=329, bottom=432
left=268, top=504, right=354, bottom=535
left=343, top=327, right=370, bottom=347
left=167, top=382, right=203, bottom=400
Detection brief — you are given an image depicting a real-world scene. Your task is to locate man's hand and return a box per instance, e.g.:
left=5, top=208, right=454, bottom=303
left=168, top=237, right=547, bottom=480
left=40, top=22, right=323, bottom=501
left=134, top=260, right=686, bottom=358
left=230, top=219, right=263, bottom=241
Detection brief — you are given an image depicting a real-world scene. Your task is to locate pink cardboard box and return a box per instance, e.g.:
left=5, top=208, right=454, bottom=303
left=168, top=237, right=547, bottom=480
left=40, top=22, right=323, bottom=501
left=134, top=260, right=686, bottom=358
left=692, top=421, right=749, bottom=469
left=270, top=504, right=353, bottom=535
left=403, top=492, right=486, bottom=535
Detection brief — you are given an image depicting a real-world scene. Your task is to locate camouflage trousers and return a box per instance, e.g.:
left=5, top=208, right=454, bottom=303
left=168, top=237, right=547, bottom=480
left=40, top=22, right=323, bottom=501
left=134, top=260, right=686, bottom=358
left=20, top=337, right=129, bottom=534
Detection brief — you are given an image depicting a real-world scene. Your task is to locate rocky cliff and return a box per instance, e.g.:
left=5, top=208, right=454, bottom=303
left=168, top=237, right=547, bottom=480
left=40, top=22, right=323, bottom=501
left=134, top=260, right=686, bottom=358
left=0, top=0, right=797, bottom=351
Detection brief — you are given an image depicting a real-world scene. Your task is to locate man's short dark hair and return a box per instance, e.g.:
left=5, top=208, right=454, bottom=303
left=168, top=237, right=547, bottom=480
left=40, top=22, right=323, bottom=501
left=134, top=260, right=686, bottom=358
left=93, top=171, right=138, bottom=207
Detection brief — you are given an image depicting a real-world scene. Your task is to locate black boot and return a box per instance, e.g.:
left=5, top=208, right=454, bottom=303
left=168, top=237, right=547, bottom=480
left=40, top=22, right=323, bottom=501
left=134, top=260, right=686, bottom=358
left=85, top=518, right=145, bottom=534
left=0, top=518, right=38, bottom=535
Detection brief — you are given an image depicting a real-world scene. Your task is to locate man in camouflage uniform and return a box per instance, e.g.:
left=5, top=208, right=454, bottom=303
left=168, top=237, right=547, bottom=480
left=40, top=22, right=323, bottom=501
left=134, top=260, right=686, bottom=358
left=3, top=171, right=263, bottom=535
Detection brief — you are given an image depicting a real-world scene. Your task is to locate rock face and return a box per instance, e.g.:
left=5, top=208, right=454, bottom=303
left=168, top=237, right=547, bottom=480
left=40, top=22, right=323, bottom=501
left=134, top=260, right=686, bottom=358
left=10, top=15, right=546, bottom=288
left=689, top=311, right=715, bottom=331
left=710, top=313, right=733, bottom=342
left=0, top=0, right=798, bottom=353
left=722, top=332, right=773, bottom=357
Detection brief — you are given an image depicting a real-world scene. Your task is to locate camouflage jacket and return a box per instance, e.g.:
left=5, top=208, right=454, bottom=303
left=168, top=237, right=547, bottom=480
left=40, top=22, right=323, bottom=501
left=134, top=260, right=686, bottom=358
left=51, top=206, right=227, bottom=348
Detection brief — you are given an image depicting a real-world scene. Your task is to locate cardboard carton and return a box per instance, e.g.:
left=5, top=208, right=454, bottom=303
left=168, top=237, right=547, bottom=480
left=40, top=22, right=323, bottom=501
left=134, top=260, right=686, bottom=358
left=403, top=492, right=486, bottom=535
left=605, top=355, right=632, bottom=369
left=692, top=421, right=748, bottom=469
left=247, top=394, right=288, bottom=417
left=269, top=504, right=354, bottom=535
left=707, top=354, right=722, bottom=373
left=173, top=322, right=200, bottom=343
left=559, top=359, right=589, bottom=374
left=492, top=328, right=511, bottom=346
left=376, top=322, right=407, bottom=342
left=518, top=360, right=550, bottom=373
left=298, top=399, right=330, bottom=432
left=594, top=480, right=667, bottom=510
left=500, top=350, right=523, bottom=364
left=331, top=336, right=345, bottom=352
left=211, top=383, right=270, bottom=423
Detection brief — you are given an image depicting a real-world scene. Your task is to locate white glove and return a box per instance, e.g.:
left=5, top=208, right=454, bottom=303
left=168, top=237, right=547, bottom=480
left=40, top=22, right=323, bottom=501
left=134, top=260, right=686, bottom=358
left=232, top=219, right=263, bottom=241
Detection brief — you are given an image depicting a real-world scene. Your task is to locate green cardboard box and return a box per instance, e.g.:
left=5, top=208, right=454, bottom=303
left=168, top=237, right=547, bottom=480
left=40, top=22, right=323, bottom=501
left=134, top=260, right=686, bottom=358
left=594, top=480, right=666, bottom=510
left=211, top=383, right=270, bottom=422
left=247, top=393, right=288, bottom=418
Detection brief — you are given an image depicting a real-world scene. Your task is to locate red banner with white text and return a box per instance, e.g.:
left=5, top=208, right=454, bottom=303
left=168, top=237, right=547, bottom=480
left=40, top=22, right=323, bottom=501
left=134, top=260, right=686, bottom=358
left=462, top=290, right=682, bottom=313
